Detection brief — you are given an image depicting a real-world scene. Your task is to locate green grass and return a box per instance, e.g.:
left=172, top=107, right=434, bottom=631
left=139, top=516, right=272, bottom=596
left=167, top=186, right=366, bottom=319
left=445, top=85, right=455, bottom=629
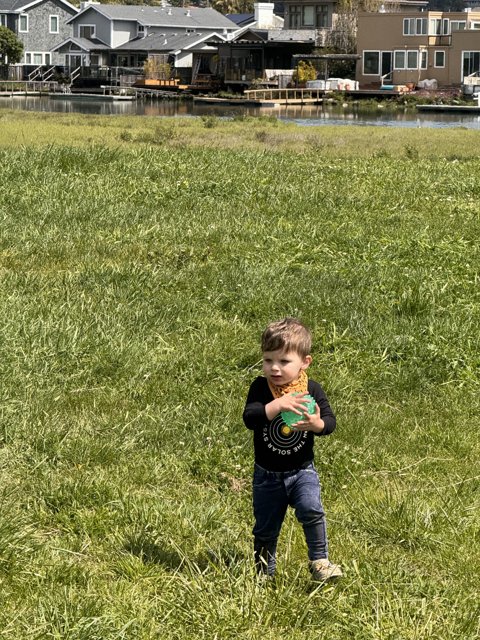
left=0, top=110, right=479, bottom=639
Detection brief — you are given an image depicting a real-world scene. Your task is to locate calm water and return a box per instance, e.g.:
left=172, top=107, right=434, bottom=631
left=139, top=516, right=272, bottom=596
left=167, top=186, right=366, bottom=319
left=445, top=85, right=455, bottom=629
left=2, top=94, right=480, bottom=129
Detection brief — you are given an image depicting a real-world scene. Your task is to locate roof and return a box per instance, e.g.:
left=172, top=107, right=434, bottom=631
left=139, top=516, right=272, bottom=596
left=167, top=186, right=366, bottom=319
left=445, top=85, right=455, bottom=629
left=69, top=4, right=238, bottom=31
left=0, top=0, right=77, bottom=12
left=226, top=12, right=255, bottom=27
left=51, top=36, right=110, bottom=52
left=114, top=30, right=224, bottom=53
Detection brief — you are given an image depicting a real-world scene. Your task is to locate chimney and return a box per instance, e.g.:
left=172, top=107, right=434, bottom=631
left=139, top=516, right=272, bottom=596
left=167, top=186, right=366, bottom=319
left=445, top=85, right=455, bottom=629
left=254, top=2, right=275, bottom=28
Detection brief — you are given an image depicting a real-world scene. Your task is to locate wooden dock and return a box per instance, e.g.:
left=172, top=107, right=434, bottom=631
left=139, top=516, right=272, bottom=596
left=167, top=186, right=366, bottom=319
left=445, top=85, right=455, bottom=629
left=243, top=87, right=406, bottom=106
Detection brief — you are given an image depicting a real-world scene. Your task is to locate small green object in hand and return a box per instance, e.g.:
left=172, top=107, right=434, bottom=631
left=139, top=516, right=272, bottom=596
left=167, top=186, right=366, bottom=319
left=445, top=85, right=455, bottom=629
left=281, top=394, right=316, bottom=428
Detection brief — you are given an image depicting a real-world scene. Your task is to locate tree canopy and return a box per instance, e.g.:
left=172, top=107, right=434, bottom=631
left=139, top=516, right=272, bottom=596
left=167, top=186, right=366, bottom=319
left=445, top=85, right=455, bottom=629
left=0, top=26, right=23, bottom=66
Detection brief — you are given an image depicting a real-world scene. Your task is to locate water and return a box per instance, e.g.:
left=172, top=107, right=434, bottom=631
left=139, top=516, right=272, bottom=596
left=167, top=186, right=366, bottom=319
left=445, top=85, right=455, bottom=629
left=3, top=94, right=480, bottom=129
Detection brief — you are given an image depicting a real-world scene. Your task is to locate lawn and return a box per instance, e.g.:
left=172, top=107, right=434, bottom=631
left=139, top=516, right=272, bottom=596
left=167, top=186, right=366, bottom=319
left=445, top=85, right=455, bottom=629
left=0, top=109, right=479, bottom=639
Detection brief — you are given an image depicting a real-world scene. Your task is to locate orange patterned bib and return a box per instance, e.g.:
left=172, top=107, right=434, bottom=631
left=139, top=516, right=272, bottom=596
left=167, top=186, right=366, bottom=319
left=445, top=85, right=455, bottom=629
left=267, top=369, right=308, bottom=399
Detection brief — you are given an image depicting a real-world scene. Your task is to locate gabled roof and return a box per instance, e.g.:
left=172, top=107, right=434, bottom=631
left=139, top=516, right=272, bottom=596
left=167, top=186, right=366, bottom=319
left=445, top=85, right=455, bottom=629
left=69, top=4, right=237, bottom=31
left=51, top=36, right=110, bottom=52
left=114, top=30, right=226, bottom=54
left=0, top=0, right=77, bottom=13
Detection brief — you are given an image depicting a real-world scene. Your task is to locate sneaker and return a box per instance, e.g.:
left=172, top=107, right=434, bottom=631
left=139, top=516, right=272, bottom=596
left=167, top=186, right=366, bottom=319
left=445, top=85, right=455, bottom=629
left=310, top=559, right=343, bottom=582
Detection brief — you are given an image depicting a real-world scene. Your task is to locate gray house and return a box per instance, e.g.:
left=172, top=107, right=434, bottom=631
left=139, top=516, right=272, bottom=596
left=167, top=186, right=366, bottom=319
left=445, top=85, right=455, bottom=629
left=52, top=2, right=237, bottom=78
left=0, top=0, right=77, bottom=67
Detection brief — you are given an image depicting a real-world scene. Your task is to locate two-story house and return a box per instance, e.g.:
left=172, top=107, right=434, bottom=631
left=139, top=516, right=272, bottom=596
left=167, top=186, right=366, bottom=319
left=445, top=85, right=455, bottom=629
left=356, top=8, right=480, bottom=88
left=52, top=1, right=238, bottom=82
left=0, top=0, right=77, bottom=68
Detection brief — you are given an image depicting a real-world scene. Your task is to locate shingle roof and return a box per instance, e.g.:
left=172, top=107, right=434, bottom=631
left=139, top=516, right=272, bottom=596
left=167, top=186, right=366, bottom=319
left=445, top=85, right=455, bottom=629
left=0, top=0, right=76, bottom=11
left=114, top=30, right=222, bottom=53
left=72, top=4, right=237, bottom=31
left=51, top=36, right=110, bottom=52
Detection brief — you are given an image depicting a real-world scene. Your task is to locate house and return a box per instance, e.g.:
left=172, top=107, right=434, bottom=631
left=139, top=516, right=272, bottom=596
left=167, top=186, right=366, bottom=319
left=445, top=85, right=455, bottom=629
left=356, top=8, right=480, bottom=89
left=0, top=0, right=77, bottom=69
left=218, top=2, right=320, bottom=88
left=51, top=1, right=238, bottom=84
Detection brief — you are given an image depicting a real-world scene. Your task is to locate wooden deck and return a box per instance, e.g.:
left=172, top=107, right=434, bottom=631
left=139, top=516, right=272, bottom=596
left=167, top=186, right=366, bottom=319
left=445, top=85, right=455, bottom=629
left=244, top=87, right=405, bottom=105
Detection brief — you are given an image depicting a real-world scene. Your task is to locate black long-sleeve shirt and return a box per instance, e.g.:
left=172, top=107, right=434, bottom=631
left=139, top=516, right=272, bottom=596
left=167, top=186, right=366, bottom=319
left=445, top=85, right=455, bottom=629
left=243, top=376, right=336, bottom=472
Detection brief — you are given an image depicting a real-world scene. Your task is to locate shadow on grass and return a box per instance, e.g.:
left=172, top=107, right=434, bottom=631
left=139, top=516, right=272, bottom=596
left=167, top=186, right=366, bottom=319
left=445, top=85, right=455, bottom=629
left=124, top=539, right=184, bottom=570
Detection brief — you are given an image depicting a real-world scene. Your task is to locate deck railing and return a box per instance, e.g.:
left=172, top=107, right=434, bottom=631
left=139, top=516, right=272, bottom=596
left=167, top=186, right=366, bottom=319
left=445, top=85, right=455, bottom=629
left=244, top=87, right=327, bottom=103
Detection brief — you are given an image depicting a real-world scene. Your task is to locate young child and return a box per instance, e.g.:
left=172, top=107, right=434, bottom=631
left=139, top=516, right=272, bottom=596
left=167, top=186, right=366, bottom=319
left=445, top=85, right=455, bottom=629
left=243, top=317, right=342, bottom=582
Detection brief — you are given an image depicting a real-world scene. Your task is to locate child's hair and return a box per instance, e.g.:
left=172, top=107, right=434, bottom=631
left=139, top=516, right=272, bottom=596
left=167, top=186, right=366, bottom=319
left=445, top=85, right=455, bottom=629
left=261, top=317, right=312, bottom=358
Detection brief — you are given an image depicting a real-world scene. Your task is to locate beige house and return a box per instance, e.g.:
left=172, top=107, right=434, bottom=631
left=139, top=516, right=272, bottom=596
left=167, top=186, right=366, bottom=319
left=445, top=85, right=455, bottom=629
left=356, top=9, right=480, bottom=88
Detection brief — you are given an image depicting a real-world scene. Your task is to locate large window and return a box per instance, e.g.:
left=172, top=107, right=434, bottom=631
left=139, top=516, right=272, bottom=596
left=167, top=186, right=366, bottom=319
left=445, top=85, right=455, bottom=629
left=49, top=15, right=59, bottom=33
left=434, top=50, right=445, bottom=67
left=450, top=20, right=466, bottom=32
left=24, top=51, right=51, bottom=65
left=79, top=24, right=95, bottom=38
left=289, top=5, right=327, bottom=28
left=316, top=4, right=329, bottom=28
left=403, top=17, right=427, bottom=35
left=363, top=51, right=380, bottom=75
left=463, top=51, right=480, bottom=78
left=0, top=14, right=7, bottom=27
left=289, top=5, right=301, bottom=28
left=394, top=50, right=420, bottom=70
left=302, top=5, right=314, bottom=26
left=19, top=13, right=28, bottom=32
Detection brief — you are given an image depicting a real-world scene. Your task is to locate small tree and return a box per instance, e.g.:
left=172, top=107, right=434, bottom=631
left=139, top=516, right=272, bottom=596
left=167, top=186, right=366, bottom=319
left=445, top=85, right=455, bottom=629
left=0, top=26, right=23, bottom=67
left=292, top=60, right=317, bottom=86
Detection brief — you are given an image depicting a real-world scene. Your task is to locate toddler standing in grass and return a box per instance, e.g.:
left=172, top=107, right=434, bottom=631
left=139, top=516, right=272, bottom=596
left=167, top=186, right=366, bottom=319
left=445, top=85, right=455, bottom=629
left=243, top=318, right=342, bottom=582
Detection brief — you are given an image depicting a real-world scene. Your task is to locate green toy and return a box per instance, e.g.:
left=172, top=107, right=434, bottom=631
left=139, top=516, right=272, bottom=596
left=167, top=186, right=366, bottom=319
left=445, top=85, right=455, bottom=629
left=281, top=393, right=316, bottom=429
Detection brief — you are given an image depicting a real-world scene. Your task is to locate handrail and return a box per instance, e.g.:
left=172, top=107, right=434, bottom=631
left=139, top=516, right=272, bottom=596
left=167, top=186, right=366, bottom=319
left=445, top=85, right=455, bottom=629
left=42, top=66, right=56, bottom=81
left=28, top=65, right=43, bottom=81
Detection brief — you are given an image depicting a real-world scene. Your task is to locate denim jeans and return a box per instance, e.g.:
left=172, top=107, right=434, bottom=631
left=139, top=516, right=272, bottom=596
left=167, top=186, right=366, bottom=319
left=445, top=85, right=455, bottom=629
left=252, top=462, right=328, bottom=576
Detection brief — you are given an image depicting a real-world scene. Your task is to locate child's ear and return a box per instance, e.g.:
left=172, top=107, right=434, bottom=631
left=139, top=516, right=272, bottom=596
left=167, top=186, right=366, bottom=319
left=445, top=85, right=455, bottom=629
left=302, top=355, right=312, bottom=369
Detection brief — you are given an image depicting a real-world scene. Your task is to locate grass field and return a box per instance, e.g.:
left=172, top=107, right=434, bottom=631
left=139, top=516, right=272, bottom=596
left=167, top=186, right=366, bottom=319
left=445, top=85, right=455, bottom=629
left=0, top=109, right=479, bottom=639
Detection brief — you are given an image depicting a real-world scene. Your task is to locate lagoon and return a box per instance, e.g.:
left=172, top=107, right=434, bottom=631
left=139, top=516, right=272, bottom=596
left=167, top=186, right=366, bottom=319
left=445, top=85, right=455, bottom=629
left=3, top=94, right=480, bottom=128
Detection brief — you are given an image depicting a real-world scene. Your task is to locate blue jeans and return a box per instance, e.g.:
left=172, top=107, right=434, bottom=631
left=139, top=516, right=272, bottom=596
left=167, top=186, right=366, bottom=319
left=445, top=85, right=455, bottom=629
left=252, top=462, right=328, bottom=576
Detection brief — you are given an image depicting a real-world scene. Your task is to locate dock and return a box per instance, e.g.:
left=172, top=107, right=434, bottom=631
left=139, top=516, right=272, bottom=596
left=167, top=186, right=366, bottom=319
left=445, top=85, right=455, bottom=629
left=416, top=103, right=480, bottom=113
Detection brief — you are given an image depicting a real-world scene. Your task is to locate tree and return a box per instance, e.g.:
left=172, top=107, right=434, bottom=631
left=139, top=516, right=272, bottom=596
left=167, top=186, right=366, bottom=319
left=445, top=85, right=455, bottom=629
left=0, top=26, right=23, bottom=66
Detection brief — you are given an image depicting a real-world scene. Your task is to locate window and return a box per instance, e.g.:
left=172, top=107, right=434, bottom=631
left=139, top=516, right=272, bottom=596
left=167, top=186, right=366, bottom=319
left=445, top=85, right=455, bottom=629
left=363, top=51, right=380, bottom=75
left=472, top=22, right=480, bottom=29
left=394, top=50, right=420, bottom=70
left=24, top=52, right=50, bottom=65
left=394, top=50, right=405, bottom=69
left=420, top=49, right=427, bottom=69
left=49, top=15, right=59, bottom=33
left=0, top=14, right=7, bottom=27
left=463, top=51, right=480, bottom=77
left=138, top=24, right=145, bottom=36
left=302, top=5, right=314, bottom=26
left=316, top=4, right=329, bottom=28
left=19, top=13, right=28, bottom=32
left=79, top=24, right=95, bottom=38
left=403, top=18, right=414, bottom=35
left=407, top=50, right=418, bottom=69
left=417, top=18, right=427, bottom=35
left=434, top=50, right=445, bottom=67
left=289, top=5, right=301, bottom=28
left=450, top=21, right=465, bottom=31
left=404, top=17, right=426, bottom=35
left=429, top=18, right=441, bottom=35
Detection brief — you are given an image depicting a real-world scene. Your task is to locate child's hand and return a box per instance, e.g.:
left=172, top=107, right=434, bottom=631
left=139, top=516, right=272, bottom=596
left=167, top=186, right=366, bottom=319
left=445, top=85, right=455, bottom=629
left=278, top=392, right=311, bottom=414
left=291, top=403, right=325, bottom=434
left=265, top=392, right=311, bottom=421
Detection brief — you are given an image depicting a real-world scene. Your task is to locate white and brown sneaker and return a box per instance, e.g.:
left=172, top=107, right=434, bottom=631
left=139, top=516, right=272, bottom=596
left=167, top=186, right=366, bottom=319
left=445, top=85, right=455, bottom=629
left=310, top=559, right=343, bottom=582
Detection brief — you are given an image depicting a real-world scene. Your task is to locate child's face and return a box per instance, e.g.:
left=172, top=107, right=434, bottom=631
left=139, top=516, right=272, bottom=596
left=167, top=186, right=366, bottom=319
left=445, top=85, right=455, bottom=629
left=262, top=349, right=312, bottom=386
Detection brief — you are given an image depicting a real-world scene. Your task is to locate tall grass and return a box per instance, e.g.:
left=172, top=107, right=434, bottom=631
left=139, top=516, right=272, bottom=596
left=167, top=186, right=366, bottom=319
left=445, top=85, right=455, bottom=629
left=0, top=112, right=478, bottom=638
